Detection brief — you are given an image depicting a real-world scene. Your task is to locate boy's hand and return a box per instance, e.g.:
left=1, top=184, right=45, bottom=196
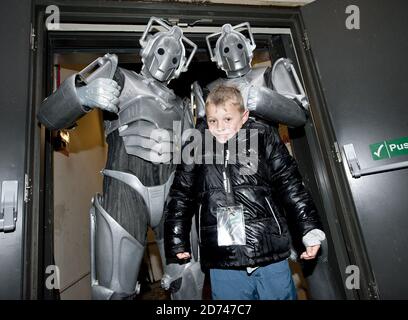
left=176, top=252, right=191, bottom=260
left=300, top=245, right=320, bottom=260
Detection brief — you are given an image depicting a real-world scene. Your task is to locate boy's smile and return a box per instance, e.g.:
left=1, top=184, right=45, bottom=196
left=206, top=101, right=249, bottom=144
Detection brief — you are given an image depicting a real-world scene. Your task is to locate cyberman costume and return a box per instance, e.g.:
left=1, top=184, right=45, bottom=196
left=192, top=22, right=309, bottom=128
left=37, top=17, right=204, bottom=300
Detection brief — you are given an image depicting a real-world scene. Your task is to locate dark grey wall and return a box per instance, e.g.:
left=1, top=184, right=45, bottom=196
left=303, top=0, right=408, bottom=299
left=0, top=0, right=32, bottom=299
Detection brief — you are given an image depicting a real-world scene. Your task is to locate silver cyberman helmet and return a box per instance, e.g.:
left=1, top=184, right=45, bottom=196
left=140, top=17, right=197, bottom=83
left=206, top=22, right=256, bottom=78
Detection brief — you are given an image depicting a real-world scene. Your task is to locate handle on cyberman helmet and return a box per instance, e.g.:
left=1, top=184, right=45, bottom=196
left=206, top=22, right=256, bottom=63
left=139, top=16, right=197, bottom=76
left=77, top=53, right=118, bottom=84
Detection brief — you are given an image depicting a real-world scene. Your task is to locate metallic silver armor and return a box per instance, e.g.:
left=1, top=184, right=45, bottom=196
left=139, top=17, right=196, bottom=83
left=105, top=68, right=188, bottom=163
left=271, top=57, right=310, bottom=111
left=161, top=216, right=203, bottom=300
left=90, top=194, right=144, bottom=300
left=101, top=169, right=175, bottom=229
left=37, top=17, right=204, bottom=300
left=206, top=23, right=256, bottom=78
left=203, top=22, right=309, bottom=128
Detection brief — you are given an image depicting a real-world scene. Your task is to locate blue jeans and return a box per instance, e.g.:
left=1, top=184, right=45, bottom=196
left=210, top=259, right=297, bottom=300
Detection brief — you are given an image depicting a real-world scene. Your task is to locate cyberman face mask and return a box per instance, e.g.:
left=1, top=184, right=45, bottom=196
left=206, top=22, right=256, bottom=78
left=139, top=17, right=197, bottom=83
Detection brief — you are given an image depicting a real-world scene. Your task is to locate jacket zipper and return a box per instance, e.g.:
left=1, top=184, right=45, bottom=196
left=223, top=149, right=230, bottom=193
left=198, top=204, right=202, bottom=243
left=265, top=197, right=282, bottom=235
left=223, top=148, right=236, bottom=208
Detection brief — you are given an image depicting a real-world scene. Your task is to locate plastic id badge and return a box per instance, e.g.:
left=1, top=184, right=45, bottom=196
left=216, top=205, right=246, bottom=246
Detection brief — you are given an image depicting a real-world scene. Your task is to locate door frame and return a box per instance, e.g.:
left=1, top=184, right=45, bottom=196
left=29, top=0, right=374, bottom=299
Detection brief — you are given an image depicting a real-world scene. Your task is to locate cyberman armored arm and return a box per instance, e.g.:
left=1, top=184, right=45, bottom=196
left=245, top=79, right=306, bottom=127
left=204, top=23, right=309, bottom=128
left=37, top=53, right=120, bottom=130
left=270, top=57, right=310, bottom=111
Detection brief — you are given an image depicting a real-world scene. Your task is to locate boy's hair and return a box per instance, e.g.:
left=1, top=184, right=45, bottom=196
left=205, top=85, right=245, bottom=113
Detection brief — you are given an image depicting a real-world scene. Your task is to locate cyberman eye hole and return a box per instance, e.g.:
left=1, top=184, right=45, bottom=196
left=224, top=47, right=230, bottom=53
left=237, top=43, right=243, bottom=50
left=157, top=48, right=165, bottom=55
left=172, top=57, right=178, bottom=65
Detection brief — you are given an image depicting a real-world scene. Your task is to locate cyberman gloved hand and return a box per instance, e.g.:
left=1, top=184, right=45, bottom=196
left=76, top=78, right=121, bottom=113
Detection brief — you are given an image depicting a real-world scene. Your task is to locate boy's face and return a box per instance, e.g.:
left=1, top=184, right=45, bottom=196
left=206, top=101, right=249, bottom=144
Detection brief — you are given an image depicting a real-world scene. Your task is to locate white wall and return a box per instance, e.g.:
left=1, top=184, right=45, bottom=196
left=53, top=67, right=107, bottom=299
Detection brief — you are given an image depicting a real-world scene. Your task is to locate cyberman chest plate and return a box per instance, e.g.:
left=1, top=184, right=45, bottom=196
left=104, top=68, right=186, bottom=163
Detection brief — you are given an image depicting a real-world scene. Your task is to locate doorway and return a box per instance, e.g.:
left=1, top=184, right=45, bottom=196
left=32, top=1, right=348, bottom=300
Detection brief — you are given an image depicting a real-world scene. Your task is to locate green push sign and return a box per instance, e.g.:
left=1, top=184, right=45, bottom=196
left=370, top=136, right=408, bottom=160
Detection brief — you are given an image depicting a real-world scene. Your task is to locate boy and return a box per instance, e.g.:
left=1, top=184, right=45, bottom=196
left=164, top=85, right=325, bottom=300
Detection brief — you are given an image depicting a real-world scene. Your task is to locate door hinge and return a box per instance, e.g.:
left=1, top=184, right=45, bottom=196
left=24, top=174, right=32, bottom=203
left=30, top=24, right=37, bottom=51
left=332, top=141, right=342, bottom=163
left=302, top=30, right=311, bottom=51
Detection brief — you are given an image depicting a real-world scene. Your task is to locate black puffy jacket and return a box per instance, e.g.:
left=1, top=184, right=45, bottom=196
left=164, top=118, right=322, bottom=269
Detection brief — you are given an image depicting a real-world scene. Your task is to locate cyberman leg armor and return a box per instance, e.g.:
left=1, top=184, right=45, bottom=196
left=90, top=169, right=175, bottom=299
left=90, top=194, right=145, bottom=300
left=92, top=169, right=204, bottom=300
left=160, top=215, right=204, bottom=300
